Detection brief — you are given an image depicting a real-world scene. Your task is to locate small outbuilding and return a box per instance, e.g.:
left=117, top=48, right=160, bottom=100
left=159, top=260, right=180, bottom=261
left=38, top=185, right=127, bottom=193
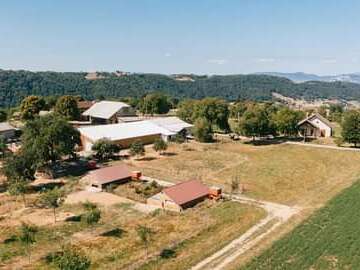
left=147, top=179, right=209, bottom=212
left=88, top=163, right=132, bottom=190
left=297, top=113, right=333, bottom=138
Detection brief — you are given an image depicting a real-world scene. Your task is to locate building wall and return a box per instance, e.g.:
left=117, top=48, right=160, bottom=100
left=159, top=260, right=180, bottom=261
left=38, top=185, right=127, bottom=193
left=80, top=134, right=94, bottom=152
left=147, top=192, right=182, bottom=212
left=113, top=134, right=161, bottom=148
left=147, top=192, right=208, bottom=212
left=309, top=118, right=332, bottom=137
left=80, top=133, right=162, bottom=151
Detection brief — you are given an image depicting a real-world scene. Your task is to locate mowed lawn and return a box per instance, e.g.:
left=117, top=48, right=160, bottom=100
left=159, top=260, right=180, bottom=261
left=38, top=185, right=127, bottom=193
left=126, top=141, right=360, bottom=206
left=240, top=180, right=360, bottom=270
left=0, top=201, right=264, bottom=270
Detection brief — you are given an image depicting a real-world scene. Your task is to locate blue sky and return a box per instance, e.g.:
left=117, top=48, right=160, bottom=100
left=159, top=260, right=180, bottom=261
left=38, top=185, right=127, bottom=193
left=1, top=0, right=360, bottom=75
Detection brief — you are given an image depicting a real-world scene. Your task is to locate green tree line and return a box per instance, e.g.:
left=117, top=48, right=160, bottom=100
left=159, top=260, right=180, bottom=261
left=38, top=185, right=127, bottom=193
left=2, top=69, right=360, bottom=107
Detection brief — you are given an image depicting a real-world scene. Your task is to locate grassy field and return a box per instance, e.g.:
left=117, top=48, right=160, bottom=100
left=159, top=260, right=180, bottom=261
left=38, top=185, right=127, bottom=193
left=126, top=140, right=360, bottom=206
left=240, top=180, right=360, bottom=270
left=0, top=200, right=264, bottom=269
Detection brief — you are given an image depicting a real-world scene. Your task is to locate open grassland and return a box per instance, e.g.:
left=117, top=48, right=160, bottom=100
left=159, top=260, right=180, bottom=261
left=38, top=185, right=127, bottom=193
left=126, top=141, right=360, bottom=206
left=240, top=180, right=360, bottom=270
left=0, top=200, right=264, bottom=269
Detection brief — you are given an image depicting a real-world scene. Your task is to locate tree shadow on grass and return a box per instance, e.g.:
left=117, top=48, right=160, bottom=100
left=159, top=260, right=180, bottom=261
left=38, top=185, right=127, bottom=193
left=244, top=137, right=302, bottom=146
left=161, top=152, right=177, bottom=157
left=138, top=156, right=157, bottom=161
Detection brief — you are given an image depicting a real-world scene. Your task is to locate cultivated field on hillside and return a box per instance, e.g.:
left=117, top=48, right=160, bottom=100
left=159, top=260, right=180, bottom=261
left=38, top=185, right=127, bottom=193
left=126, top=140, right=360, bottom=206
left=240, top=180, right=360, bottom=270
left=0, top=200, right=264, bottom=269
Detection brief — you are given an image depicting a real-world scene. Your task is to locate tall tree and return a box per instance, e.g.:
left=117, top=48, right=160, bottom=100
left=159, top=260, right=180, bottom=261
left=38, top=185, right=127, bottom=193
left=193, top=98, right=230, bottom=131
left=272, top=108, right=304, bottom=137
left=341, top=110, right=360, bottom=147
left=229, top=102, right=254, bottom=121
left=138, top=92, right=171, bottom=115
left=237, top=104, right=276, bottom=140
left=193, top=118, right=213, bottom=142
left=3, top=152, right=36, bottom=181
left=328, top=104, right=344, bottom=122
left=177, top=99, right=199, bottom=123
left=54, top=95, right=80, bottom=120
left=21, top=115, right=80, bottom=165
left=19, top=95, right=46, bottom=120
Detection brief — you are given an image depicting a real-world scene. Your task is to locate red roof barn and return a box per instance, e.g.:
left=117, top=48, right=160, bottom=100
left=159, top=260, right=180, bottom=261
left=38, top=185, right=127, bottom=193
left=147, top=180, right=209, bottom=211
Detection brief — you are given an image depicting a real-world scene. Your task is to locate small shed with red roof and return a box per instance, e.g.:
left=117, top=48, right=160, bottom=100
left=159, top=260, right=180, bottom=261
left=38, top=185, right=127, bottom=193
left=147, top=180, right=209, bottom=212
left=88, top=163, right=132, bottom=190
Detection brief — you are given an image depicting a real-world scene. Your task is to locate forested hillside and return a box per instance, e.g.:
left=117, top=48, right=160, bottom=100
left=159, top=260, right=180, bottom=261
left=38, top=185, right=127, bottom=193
left=1, top=69, right=360, bottom=107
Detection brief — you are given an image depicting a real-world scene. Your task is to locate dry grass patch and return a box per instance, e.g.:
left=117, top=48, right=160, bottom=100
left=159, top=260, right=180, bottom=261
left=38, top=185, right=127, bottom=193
left=126, top=141, right=360, bottom=206
left=1, top=200, right=264, bottom=270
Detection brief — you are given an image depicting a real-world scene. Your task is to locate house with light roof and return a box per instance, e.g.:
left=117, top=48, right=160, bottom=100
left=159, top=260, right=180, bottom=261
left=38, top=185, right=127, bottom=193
left=82, top=101, right=136, bottom=124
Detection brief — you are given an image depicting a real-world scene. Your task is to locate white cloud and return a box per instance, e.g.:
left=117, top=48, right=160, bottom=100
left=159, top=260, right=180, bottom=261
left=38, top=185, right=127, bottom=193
left=207, top=59, right=227, bottom=65
left=322, top=58, right=337, bottom=64
left=164, top=52, right=172, bottom=57
left=254, top=58, right=276, bottom=63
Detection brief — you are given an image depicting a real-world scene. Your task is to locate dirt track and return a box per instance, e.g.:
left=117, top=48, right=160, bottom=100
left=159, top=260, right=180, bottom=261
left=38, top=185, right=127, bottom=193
left=189, top=195, right=300, bottom=270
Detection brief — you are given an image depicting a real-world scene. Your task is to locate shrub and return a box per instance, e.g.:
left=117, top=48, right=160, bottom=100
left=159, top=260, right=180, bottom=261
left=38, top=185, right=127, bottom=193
left=91, top=138, right=121, bottom=160
left=129, top=140, right=145, bottom=157
left=48, top=246, right=91, bottom=270
left=82, top=202, right=101, bottom=225
left=153, top=138, right=168, bottom=154
left=160, top=248, right=176, bottom=259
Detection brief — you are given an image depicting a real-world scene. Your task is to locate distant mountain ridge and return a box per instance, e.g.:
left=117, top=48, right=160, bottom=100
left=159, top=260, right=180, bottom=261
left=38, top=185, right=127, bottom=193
left=2, top=69, right=360, bottom=107
left=257, top=72, right=360, bottom=84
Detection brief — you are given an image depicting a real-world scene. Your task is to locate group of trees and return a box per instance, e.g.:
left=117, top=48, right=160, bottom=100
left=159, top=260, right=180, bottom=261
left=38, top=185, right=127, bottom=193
left=18, top=95, right=81, bottom=121
left=138, top=92, right=172, bottom=115
left=177, top=97, right=230, bottom=142
left=4, top=69, right=360, bottom=108
left=233, top=103, right=305, bottom=139
left=91, top=137, right=168, bottom=161
left=177, top=99, right=306, bottom=142
left=3, top=114, right=81, bottom=205
left=341, top=110, right=360, bottom=147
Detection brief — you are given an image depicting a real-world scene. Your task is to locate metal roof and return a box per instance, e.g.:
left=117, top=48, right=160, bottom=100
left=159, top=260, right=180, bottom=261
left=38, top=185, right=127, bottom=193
left=0, top=122, right=16, bottom=132
left=82, top=101, right=130, bottom=119
left=147, top=117, right=193, bottom=133
left=163, top=179, right=209, bottom=206
left=78, top=120, right=175, bottom=142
